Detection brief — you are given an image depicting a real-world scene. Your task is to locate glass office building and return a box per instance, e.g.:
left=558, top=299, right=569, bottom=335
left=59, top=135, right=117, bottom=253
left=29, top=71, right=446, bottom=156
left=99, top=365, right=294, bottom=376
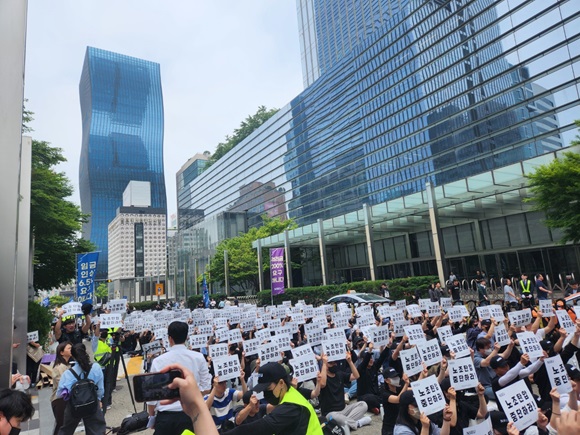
left=79, top=47, right=167, bottom=280
left=178, top=0, right=580, bottom=290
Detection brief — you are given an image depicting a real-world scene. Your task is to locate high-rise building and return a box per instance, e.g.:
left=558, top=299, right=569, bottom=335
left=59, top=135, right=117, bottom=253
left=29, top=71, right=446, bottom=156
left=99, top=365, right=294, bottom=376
left=177, top=153, right=210, bottom=230
left=79, top=47, right=167, bottom=279
left=176, top=0, right=580, bottom=290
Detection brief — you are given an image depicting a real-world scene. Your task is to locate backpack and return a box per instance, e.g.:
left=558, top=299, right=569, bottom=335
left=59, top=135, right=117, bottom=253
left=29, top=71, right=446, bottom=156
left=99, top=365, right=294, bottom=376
left=322, top=418, right=346, bottom=435
left=69, top=367, right=99, bottom=418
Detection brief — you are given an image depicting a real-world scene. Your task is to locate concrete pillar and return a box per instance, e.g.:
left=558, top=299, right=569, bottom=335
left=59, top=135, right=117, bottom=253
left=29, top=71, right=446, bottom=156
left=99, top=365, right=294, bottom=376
left=284, top=230, right=293, bottom=289
left=257, top=240, right=264, bottom=292
left=0, top=0, right=28, bottom=389
left=318, top=219, right=329, bottom=286
left=363, top=204, right=377, bottom=282
left=224, top=250, right=229, bottom=296
left=426, top=182, right=447, bottom=287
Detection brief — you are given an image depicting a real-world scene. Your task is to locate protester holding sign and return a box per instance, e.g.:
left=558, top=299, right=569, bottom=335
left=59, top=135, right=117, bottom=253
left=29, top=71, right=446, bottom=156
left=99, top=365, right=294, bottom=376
left=393, top=390, right=452, bottom=435
left=54, top=302, right=93, bottom=345
left=356, top=340, right=392, bottom=413
left=204, top=372, right=247, bottom=431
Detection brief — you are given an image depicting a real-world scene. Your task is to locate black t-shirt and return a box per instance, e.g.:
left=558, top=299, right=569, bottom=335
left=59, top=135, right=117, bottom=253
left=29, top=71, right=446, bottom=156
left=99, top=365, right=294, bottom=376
left=235, top=404, right=268, bottom=426
left=320, top=371, right=350, bottom=415
left=380, top=387, right=400, bottom=435
left=223, top=402, right=311, bottom=435
left=450, top=285, right=461, bottom=301
left=58, top=329, right=85, bottom=345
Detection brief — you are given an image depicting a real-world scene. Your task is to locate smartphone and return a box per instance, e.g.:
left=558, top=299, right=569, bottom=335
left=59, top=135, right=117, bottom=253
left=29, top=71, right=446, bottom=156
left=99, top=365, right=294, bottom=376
left=133, top=369, right=182, bottom=402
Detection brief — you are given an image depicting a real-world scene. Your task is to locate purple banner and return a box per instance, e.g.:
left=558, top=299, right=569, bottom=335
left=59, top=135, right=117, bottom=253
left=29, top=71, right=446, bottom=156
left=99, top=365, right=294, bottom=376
left=270, top=247, right=285, bottom=295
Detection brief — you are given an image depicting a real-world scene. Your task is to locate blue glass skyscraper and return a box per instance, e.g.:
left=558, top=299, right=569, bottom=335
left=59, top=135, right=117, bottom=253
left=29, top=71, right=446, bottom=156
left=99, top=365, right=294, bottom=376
left=79, top=47, right=167, bottom=279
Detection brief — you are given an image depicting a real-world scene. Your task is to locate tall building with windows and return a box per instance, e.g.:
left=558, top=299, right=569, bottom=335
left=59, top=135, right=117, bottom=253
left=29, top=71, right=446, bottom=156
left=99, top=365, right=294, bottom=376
left=177, top=0, right=580, bottom=291
left=79, top=47, right=167, bottom=279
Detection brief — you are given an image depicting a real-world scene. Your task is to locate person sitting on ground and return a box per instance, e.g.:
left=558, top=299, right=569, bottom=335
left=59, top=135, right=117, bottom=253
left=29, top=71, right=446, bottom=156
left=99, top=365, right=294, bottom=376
left=234, top=391, right=270, bottom=426
left=204, top=373, right=247, bottom=431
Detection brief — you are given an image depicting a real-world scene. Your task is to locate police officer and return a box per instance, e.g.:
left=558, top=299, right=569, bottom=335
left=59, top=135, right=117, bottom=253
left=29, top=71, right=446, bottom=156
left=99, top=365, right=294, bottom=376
left=223, top=362, right=322, bottom=435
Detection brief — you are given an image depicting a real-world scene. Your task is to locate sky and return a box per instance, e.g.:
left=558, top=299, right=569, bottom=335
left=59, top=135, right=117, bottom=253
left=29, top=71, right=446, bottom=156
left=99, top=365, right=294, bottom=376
left=24, top=0, right=303, bottom=217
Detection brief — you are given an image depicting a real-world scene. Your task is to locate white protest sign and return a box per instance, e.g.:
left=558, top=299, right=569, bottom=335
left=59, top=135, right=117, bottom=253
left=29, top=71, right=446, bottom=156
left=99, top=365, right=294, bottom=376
left=258, top=342, right=281, bottom=364
left=446, top=334, right=470, bottom=358
left=324, top=329, right=346, bottom=342
left=376, top=305, right=393, bottom=318
left=516, top=331, right=544, bottom=359
left=215, top=328, right=230, bottom=343
left=489, top=305, right=505, bottom=321
left=333, top=314, right=350, bottom=330
left=437, top=325, right=453, bottom=344
left=100, top=313, right=123, bottom=329
left=209, top=343, right=229, bottom=360
left=403, top=324, right=426, bottom=345
left=426, top=302, right=441, bottom=318
left=228, top=329, right=243, bottom=344
left=545, top=354, right=572, bottom=394
left=214, top=317, right=228, bottom=330
left=255, top=328, right=271, bottom=343
left=108, top=299, right=127, bottom=313
left=411, top=374, right=446, bottom=415
left=391, top=310, right=406, bottom=324
left=539, top=300, right=554, bottom=317
left=494, top=323, right=512, bottom=347
left=272, top=334, right=293, bottom=352
left=448, top=306, right=468, bottom=323
left=448, top=357, right=478, bottom=390
left=463, top=417, right=493, bottom=435
left=242, top=338, right=260, bottom=356
left=357, top=312, right=375, bottom=328
left=556, top=309, right=575, bottom=334
left=495, top=379, right=537, bottom=431
left=189, top=334, right=209, bottom=349
left=321, top=338, right=346, bottom=362
left=302, top=305, right=314, bottom=318
left=440, top=298, right=452, bottom=311
left=290, top=354, right=319, bottom=382
left=370, top=325, right=391, bottom=347
left=142, top=339, right=164, bottom=356
left=393, top=320, right=409, bottom=338
left=304, top=324, right=324, bottom=346
left=213, top=355, right=241, bottom=381
left=27, top=331, right=39, bottom=343
left=400, top=347, right=423, bottom=376
left=574, top=306, right=580, bottom=320
left=406, top=304, right=422, bottom=318
left=291, top=312, right=306, bottom=325
left=507, top=309, right=532, bottom=328
left=124, top=319, right=136, bottom=331
left=419, top=299, right=431, bottom=310
left=292, top=345, right=314, bottom=360
left=476, top=306, right=491, bottom=320
left=62, top=302, right=83, bottom=316
left=396, top=300, right=406, bottom=310
left=198, top=325, right=213, bottom=336
left=417, top=339, right=443, bottom=367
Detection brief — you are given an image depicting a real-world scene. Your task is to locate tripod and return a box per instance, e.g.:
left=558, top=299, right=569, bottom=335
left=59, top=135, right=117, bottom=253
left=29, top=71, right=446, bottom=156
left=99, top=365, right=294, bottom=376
left=104, top=340, right=137, bottom=414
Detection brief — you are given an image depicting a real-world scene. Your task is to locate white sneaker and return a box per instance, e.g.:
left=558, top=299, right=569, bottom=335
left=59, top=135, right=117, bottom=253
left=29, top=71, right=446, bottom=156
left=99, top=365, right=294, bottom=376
left=357, top=416, right=372, bottom=428
left=344, top=393, right=350, bottom=404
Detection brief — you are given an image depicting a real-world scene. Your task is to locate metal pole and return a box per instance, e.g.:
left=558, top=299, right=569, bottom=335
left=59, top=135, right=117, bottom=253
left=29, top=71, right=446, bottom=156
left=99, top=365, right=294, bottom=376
left=193, top=259, right=198, bottom=296
left=257, top=240, right=264, bottom=292
left=363, top=203, right=377, bottom=282
left=318, top=219, right=328, bottom=286
left=183, top=261, right=187, bottom=302
left=156, top=263, right=160, bottom=303
left=426, top=182, right=447, bottom=287
left=284, top=230, right=293, bottom=289
left=224, top=250, right=230, bottom=296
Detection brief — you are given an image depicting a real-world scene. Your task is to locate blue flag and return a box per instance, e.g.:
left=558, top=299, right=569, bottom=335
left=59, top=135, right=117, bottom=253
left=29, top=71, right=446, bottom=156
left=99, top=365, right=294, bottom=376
left=76, top=251, right=99, bottom=304
left=42, top=297, right=50, bottom=307
left=202, top=274, right=210, bottom=308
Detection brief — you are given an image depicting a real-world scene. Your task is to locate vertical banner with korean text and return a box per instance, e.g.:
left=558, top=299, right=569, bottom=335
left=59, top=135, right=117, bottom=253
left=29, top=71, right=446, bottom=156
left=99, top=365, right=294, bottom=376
left=202, top=274, right=210, bottom=308
left=270, top=247, right=285, bottom=296
left=76, top=252, right=99, bottom=304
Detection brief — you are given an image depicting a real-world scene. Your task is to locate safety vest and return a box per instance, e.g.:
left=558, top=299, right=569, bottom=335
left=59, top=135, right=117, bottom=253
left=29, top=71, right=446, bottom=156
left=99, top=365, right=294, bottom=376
left=280, top=386, right=323, bottom=435
left=94, top=339, right=112, bottom=366
left=520, top=280, right=531, bottom=295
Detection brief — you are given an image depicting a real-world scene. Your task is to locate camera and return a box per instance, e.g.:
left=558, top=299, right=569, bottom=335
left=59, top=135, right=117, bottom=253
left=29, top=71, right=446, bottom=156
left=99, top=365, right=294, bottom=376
left=133, top=369, right=182, bottom=402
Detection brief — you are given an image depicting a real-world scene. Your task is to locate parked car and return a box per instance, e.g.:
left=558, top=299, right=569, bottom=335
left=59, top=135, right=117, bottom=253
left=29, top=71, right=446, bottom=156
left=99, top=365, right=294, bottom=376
left=326, top=292, right=392, bottom=306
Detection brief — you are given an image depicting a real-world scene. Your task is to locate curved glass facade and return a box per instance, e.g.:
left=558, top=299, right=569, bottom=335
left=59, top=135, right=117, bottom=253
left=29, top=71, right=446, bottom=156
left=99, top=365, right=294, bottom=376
left=79, top=47, right=167, bottom=279
left=177, top=0, right=580, bottom=286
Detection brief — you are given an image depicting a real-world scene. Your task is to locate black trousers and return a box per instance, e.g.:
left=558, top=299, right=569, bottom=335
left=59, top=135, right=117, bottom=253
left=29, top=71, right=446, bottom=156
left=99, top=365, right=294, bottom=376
left=357, top=393, right=381, bottom=410
left=154, top=411, right=193, bottom=435
left=58, top=402, right=106, bottom=435
left=51, top=398, right=66, bottom=435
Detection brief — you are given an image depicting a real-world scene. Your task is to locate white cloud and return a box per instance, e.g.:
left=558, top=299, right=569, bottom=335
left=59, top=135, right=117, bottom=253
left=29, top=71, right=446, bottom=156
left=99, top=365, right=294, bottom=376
left=25, top=0, right=302, bottom=216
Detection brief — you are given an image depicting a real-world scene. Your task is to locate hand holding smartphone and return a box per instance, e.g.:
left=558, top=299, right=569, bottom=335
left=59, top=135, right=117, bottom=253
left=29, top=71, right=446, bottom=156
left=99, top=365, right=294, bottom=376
left=133, top=369, right=182, bottom=402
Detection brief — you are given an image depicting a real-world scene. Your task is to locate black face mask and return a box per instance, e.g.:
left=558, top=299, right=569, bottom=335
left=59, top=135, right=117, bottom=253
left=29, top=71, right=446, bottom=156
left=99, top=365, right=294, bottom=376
left=328, top=366, right=338, bottom=374
left=263, top=388, right=281, bottom=406
left=7, top=420, right=20, bottom=435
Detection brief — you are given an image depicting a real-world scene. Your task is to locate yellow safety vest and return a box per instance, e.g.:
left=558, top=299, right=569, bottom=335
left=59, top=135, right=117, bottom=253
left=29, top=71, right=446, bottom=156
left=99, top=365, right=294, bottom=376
left=280, top=386, right=323, bottom=435
left=520, top=280, right=531, bottom=294
left=94, top=339, right=112, bottom=366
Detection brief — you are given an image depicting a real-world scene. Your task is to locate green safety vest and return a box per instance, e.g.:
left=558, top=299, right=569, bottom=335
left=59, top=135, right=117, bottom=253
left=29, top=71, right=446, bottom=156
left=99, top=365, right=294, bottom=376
left=520, top=280, right=531, bottom=294
left=94, top=339, right=112, bottom=366
left=280, top=386, right=323, bottom=435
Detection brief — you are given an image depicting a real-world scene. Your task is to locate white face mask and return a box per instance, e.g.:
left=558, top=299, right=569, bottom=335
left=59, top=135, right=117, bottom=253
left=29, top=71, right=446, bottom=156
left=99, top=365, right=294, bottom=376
left=409, top=406, right=421, bottom=419
left=484, top=348, right=492, bottom=356
left=389, top=377, right=401, bottom=387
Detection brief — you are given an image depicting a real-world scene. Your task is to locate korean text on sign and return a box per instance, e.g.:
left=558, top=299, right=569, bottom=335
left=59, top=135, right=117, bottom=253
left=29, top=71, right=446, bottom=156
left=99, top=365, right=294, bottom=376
left=495, top=379, right=538, bottom=431
left=411, top=375, right=446, bottom=415
left=448, top=357, right=478, bottom=391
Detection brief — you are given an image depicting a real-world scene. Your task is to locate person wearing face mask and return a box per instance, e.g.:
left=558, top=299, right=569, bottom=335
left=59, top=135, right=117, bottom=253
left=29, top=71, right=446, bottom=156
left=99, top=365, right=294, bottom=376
left=394, top=390, right=452, bottom=435
left=474, top=338, right=514, bottom=401
left=0, top=389, right=34, bottom=435
left=223, top=362, right=322, bottom=435
left=380, top=367, right=410, bottom=435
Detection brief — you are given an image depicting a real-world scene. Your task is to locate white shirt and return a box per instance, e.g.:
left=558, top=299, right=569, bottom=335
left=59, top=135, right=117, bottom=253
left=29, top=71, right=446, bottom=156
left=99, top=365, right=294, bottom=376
left=148, top=344, right=212, bottom=412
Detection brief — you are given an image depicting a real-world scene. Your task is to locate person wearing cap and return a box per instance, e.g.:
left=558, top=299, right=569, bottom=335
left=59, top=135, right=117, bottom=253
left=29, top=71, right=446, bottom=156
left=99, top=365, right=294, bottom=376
left=393, top=390, right=452, bottom=435
left=233, top=391, right=270, bottom=426
left=490, top=353, right=545, bottom=410
left=474, top=338, right=514, bottom=401
left=319, top=351, right=371, bottom=430
left=437, top=379, right=487, bottom=435
left=489, top=411, right=509, bottom=435
left=222, top=362, right=322, bottom=435
left=380, top=368, right=409, bottom=435
left=356, top=339, right=391, bottom=413
left=54, top=305, right=92, bottom=345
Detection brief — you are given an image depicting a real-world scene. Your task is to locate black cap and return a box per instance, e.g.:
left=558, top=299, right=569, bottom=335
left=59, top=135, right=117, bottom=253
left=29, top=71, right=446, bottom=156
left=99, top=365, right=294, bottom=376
left=399, top=390, right=417, bottom=407
left=440, top=377, right=451, bottom=393
left=252, top=362, right=288, bottom=393
left=490, top=356, right=509, bottom=370
left=384, top=367, right=400, bottom=379
left=566, top=364, right=580, bottom=380
left=570, top=280, right=578, bottom=285
left=539, top=339, right=553, bottom=351
left=490, top=411, right=509, bottom=435
left=481, top=319, right=492, bottom=326
left=242, top=391, right=254, bottom=405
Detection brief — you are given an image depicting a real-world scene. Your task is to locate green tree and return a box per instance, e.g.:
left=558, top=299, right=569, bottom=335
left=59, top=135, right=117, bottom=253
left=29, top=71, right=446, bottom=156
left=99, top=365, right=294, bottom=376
left=49, top=295, right=70, bottom=308
left=30, top=140, right=95, bottom=290
left=208, top=216, right=297, bottom=291
left=27, top=301, right=53, bottom=346
left=526, top=147, right=580, bottom=244
left=95, top=282, right=109, bottom=303
left=206, top=106, right=279, bottom=168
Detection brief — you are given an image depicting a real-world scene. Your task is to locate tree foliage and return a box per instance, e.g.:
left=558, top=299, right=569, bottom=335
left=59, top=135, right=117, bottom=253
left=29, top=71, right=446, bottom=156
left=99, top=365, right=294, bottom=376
left=49, top=295, right=70, bottom=308
left=27, top=301, right=53, bottom=346
left=30, top=138, right=95, bottom=290
left=95, top=283, right=109, bottom=303
left=526, top=149, right=580, bottom=244
left=207, top=216, right=297, bottom=291
left=205, top=106, right=279, bottom=168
